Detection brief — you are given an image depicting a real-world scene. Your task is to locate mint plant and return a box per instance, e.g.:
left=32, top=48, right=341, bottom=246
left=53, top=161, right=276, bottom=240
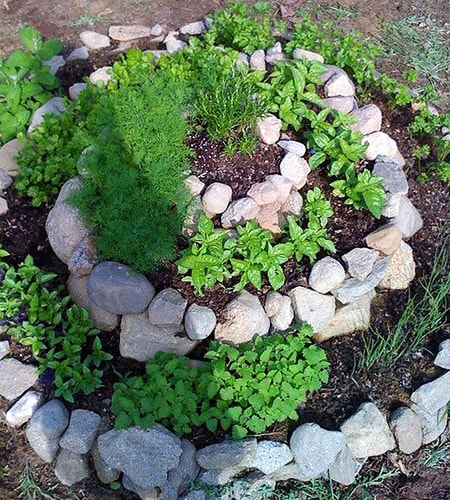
left=303, top=187, right=334, bottom=227
left=0, top=25, right=63, bottom=144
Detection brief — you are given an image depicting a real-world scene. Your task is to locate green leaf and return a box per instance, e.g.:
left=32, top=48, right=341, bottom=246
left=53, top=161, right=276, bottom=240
left=267, top=265, right=285, bottom=290
left=207, top=381, right=220, bottom=398
left=232, top=424, right=248, bottom=440
left=19, top=26, right=42, bottom=54
left=308, top=151, right=326, bottom=169
left=37, top=39, right=64, bottom=60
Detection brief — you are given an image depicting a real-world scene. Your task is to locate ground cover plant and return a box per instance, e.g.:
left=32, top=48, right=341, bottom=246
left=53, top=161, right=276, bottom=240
left=0, top=1, right=450, bottom=498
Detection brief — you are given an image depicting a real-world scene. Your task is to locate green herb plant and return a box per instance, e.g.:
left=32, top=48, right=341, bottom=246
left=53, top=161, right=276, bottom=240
left=111, top=323, right=329, bottom=439
left=0, top=251, right=111, bottom=402
left=0, top=25, right=63, bottom=144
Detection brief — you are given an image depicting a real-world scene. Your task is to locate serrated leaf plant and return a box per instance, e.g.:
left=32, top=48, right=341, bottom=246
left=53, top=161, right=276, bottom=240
left=0, top=25, right=63, bottom=144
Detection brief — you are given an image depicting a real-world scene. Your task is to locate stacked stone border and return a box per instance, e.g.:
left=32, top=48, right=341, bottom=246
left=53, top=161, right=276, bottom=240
left=0, top=17, right=449, bottom=500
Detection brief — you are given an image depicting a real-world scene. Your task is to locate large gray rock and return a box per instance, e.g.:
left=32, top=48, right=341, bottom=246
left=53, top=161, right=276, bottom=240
left=26, top=399, right=69, bottom=462
left=250, top=440, right=293, bottom=475
left=269, top=462, right=309, bottom=482
left=28, top=97, right=66, bottom=135
left=290, top=423, right=346, bottom=479
left=165, top=439, right=200, bottom=498
left=413, top=405, right=447, bottom=444
left=434, top=339, right=450, bottom=369
left=264, top=291, right=294, bottom=332
left=54, top=449, right=90, bottom=486
left=373, top=156, right=409, bottom=195
left=67, top=274, right=119, bottom=331
left=196, top=439, right=257, bottom=470
left=293, top=48, right=324, bottom=63
left=180, top=21, right=206, bottom=35
left=308, top=257, right=346, bottom=294
left=198, top=467, right=245, bottom=486
left=59, top=409, right=101, bottom=454
left=184, top=304, right=216, bottom=340
left=389, top=407, right=423, bottom=454
left=363, top=132, right=398, bottom=161
left=288, top=286, right=335, bottom=333
left=247, top=181, right=279, bottom=206
left=410, top=371, right=450, bottom=416
left=97, top=425, right=183, bottom=491
left=89, top=66, right=113, bottom=86
left=6, top=390, right=44, bottom=428
left=91, top=441, right=120, bottom=484
left=328, top=445, right=365, bottom=486
left=332, top=257, right=390, bottom=304
left=67, top=46, right=89, bottom=61
left=315, top=290, right=374, bottom=342
left=46, top=179, right=91, bottom=264
left=265, top=42, right=287, bottom=65
left=80, top=30, right=111, bottom=50
left=342, top=247, right=380, bottom=281
left=43, top=55, right=65, bottom=75
left=0, top=138, right=23, bottom=176
left=349, top=104, right=382, bottom=136
left=378, top=241, right=416, bottom=290
left=0, top=358, right=38, bottom=401
left=392, top=196, right=423, bottom=239
left=214, top=291, right=270, bottom=344
left=147, top=288, right=187, bottom=326
left=340, top=403, right=396, bottom=458
left=87, top=261, right=155, bottom=315
left=221, top=197, right=259, bottom=228
left=279, top=153, right=310, bottom=189
left=120, top=312, right=198, bottom=361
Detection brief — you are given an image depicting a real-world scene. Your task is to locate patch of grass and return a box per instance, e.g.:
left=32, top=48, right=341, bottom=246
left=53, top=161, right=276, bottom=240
left=379, top=15, right=450, bottom=89
left=16, top=463, right=60, bottom=500
left=355, top=236, right=450, bottom=373
left=322, top=3, right=359, bottom=20
left=424, top=431, right=450, bottom=468
left=0, top=464, right=10, bottom=478
left=66, top=8, right=113, bottom=27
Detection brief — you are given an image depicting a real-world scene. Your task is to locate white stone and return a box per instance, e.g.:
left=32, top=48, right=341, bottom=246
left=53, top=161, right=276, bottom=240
left=265, top=42, right=287, bottom=64
left=43, top=55, right=65, bottom=75
left=392, top=196, right=423, bottom=239
left=150, top=24, right=165, bottom=37
left=80, top=30, right=111, bottom=50
left=309, top=257, right=346, bottom=294
left=247, top=181, right=279, bottom=205
left=109, top=25, right=152, bottom=41
left=349, top=104, right=382, bottom=135
left=251, top=441, right=293, bottom=475
left=363, top=132, right=398, bottom=161
left=288, top=286, right=335, bottom=333
left=328, top=446, right=365, bottom=486
left=180, top=21, right=205, bottom=35
left=6, top=390, right=44, bottom=427
left=266, top=174, right=293, bottom=204
left=277, top=140, right=306, bottom=157
left=185, top=175, right=205, bottom=196
left=250, top=49, right=266, bottom=71
left=68, top=82, right=87, bottom=101
left=342, top=247, right=380, bottom=281
left=66, top=46, right=89, bottom=61
left=322, top=97, right=356, bottom=114
left=410, top=371, right=450, bottom=416
left=202, top=182, right=232, bottom=217
left=166, top=38, right=186, bottom=54
left=0, top=358, right=38, bottom=401
left=221, top=197, right=259, bottom=228
left=378, top=241, right=415, bottom=290
left=0, top=340, right=10, bottom=360
left=256, top=114, right=282, bottom=145
left=264, top=291, right=294, bottom=331
left=281, top=191, right=303, bottom=217
left=324, top=72, right=355, bottom=97
left=89, top=66, right=113, bottom=86
left=414, top=405, right=447, bottom=445
left=292, top=48, right=324, bottom=63
left=0, top=138, right=23, bottom=177
left=279, top=153, right=310, bottom=189
left=0, top=196, right=8, bottom=215
left=365, top=223, right=402, bottom=255
left=184, top=304, right=216, bottom=340
left=434, top=339, right=450, bottom=369
left=382, top=192, right=403, bottom=218
left=28, top=97, right=66, bottom=135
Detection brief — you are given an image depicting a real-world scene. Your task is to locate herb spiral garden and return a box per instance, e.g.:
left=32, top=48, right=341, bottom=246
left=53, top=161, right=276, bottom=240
left=0, top=2, right=449, bottom=499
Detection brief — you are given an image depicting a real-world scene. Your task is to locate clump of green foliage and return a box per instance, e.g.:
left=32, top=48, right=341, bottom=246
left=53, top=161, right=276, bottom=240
left=0, top=249, right=111, bottom=402
left=111, top=323, right=329, bottom=439
left=205, top=1, right=277, bottom=54
left=0, top=25, right=63, bottom=144
left=70, top=73, right=193, bottom=272
left=111, top=48, right=156, bottom=87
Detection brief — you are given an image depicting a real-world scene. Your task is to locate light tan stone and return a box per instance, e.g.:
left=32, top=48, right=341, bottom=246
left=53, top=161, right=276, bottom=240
left=378, top=241, right=415, bottom=290
left=365, top=223, right=402, bottom=255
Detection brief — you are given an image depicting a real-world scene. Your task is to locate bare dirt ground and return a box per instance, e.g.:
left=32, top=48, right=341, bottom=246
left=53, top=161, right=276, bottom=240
left=1, top=1, right=449, bottom=499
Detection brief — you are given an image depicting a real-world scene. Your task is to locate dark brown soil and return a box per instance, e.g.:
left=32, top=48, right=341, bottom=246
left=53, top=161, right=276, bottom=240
left=1, top=1, right=450, bottom=498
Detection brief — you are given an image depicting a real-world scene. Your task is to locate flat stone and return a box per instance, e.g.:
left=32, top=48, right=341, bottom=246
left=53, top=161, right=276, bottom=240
left=180, top=21, right=205, bottom=35
left=184, top=304, right=216, bottom=340
left=185, top=175, right=205, bottom=196
left=28, top=97, right=66, bottom=135
left=221, top=197, right=259, bottom=228
left=6, top=390, right=44, bottom=428
left=342, top=247, right=380, bottom=281
left=365, top=223, right=402, bottom=255
left=281, top=191, right=303, bottom=217
left=288, top=286, right=335, bottom=333
left=328, top=445, right=364, bottom=486
left=332, top=257, right=390, bottom=304
left=392, top=196, right=423, bottom=239
left=202, top=182, right=232, bottom=217
left=434, top=339, right=450, bottom=369
left=279, top=153, right=310, bottom=189
left=148, top=288, right=187, bottom=327
left=309, top=257, right=346, bottom=294
left=196, top=439, right=257, bottom=470
left=214, top=291, right=270, bottom=344
left=373, top=156, right=408, bottom=195
left=256, top=114, right=282, bottom=145
left=87, top=261, right=155, bottom=315
left=324, top=72, right=355, bottom=97
left=322, top=97, right=356, bottom=114
left=264, top=291, right=294, bottom=332
left=0, top=358, right=38, bottom=401
left=292, top=48, right=324, bottom=63
left=68, top=82, right=87, bottom=101
left=109, top=25, right=152, bottom=41
left=0, top=168, right=13, bottom=189
left=80, top=30, right=111, bottom=50
left=250, top=49, right=266, bottom=71
left=290, top=423, right=346, bottom=479
left=67, top=274, right=119, bottom=331
left=277, top=140, right=306, bottom=157
left=0, top=138, right=23, bottom=176
left=410, top=371, right=450, bottom=416
left=413, top=405, right=447, bottom=445
left=54, top=449, right=90, bottom=486
left=59, top=409, right=101, bottom=454
left=89, top=66, right=113, bottom=86
left=251, top=440, right=293, bottom=475
left=389, top=407, right=423, bottom=454
left=349, top=104, right=383, bottom=136
left=0, top=340, right=10, bottom=360
left=66, top=46, right=89, bottom=61
left=315, top=290, right=374, bottom=342
left=363, top=132, right=398, bottom=161
left=340, top=402, right=396, bottom=458
left=120, top=313, right=198, bottom=361
left=26, top=399, right=69, bottom=462
left=97, top=425, right=183, bottom=491
left=150, top=24, right=165, bottom=37
left=378, top=241, right=415, bottom=290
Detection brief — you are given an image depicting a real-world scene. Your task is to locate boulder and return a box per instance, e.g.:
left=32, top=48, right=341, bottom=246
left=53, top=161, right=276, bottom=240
left=248, top=181, right=280, bottom=205
left=6, top=390, right=44, bottom=428
left=256, top=114, right=282, bottom=145
left=342, top=247, right=380, bottom=281
left=279, top=153, right=310, bottom=189
left=328, top=446, right=365, bottom=486
left=0, top=358, right=38, bottom=401
left=0, top=168, right=13, bottom=190
left=321, top=97, right=356, bottom=114
left=54, top=449, right=90, bottom=486
left=66, top=46, right=89, bottom=61
left=378, top=241, right=416, bottom=290
left=109, top=25, right=152, bottom=41
left=59, top=409, right=101, bottom=454
left=410, top=371, right=450, bottom=416
left=266, top=174, right=294, bottom=204
left=281, top=191, right=303, bottom=217
left=180, top=21, right=206, bottom=35
left=324, top=72, right=355, bottom=97
left=89, top=66, right=113, bottom=86
left=80, top=30, right=111, bottom=50
left=184, top=304, right=216, bottom=340
left=349, top=104, right=383, bottom=136
left=373, top=156, right=409, bottom=195
left=68, top=82, right=87, bottom=101
left=185, top=175, right=205, bottom=196
left=265, top=42, right=287, bottom=65
left=250, top=49, right=266, bottom=71
left=365, top=223, right=402, bottom=255
left=250, top=440, right=293, bottom=475
left=264, top=291, right=294, bottom=331
left=0, top=138, right=23, bottom=176
left=202, top=182, right=232, bottom=217
left=277, top=140, right=306, bottom=157
left=434, top=339, right=450, bottom=369
left=221, top=197, right=259, bottom=228
left=28, top=97, right=66, bottom=135
left=363, top=132, right=398, bottom=161
left=196, top=439, right=257, bottom=470
left=308, top=257, right=346, bottom=294
left=392, top=196, right=423, bottom=239
left=288, top=286, right=335, bottom=333
left=147, top=288, right=187, bottom=327
left=256, top=201, right=283, bottom=234
left=292, top=48, right=324, bottom=63
left=389, top=407, right=423, bottom=454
